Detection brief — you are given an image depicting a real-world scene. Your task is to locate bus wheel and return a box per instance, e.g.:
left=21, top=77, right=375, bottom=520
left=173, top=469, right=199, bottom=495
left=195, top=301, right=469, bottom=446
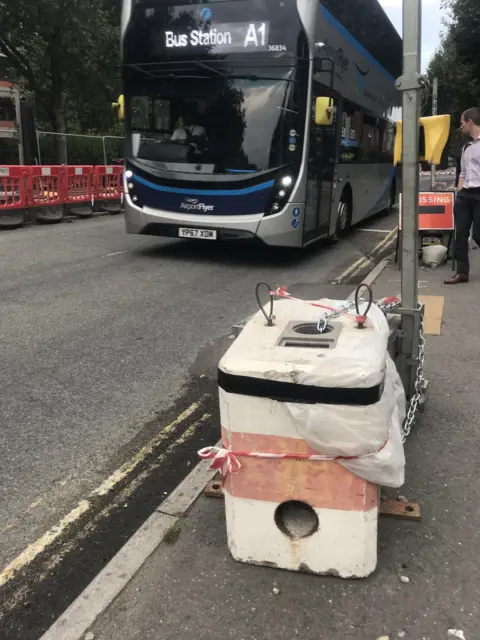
left=336, top=189, right=352, bottom=237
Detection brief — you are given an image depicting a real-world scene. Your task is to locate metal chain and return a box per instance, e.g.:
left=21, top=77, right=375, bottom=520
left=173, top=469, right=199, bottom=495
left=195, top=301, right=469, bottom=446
left=317, top=297, right=400, bottom=332
left=377, top=298, right=426, bottom=442
left=401, top=307, right=425, bottom=442
left=376, top=298, right=402, bottom=314
left=318, top=296, right=426, bottom=442
left=316, top=299, right=357, bottom=333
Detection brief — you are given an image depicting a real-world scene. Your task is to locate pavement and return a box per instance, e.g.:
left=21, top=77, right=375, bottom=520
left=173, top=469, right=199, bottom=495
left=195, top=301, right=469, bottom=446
left=0, top=210, right=399, bottom=637
left=51, top=247, right=480, bottom=640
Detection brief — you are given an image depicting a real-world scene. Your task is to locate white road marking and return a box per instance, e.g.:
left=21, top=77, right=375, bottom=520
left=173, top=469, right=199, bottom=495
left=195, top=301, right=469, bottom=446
left=356, top=228, right=392, bottom=233
left=104, top=251, right=127, bottom=257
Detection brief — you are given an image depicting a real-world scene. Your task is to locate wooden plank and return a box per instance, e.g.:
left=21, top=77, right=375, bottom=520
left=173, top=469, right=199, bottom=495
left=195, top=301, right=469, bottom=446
left=380, top=499, right=421, bottom=521
left=204, top=471, right=421, bottom=521
left=418, top=294, right=444, bottom=335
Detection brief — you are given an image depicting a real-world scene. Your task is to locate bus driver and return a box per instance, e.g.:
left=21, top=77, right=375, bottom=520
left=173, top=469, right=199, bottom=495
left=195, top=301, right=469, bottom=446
left=171, top=107, right=206, bottom=142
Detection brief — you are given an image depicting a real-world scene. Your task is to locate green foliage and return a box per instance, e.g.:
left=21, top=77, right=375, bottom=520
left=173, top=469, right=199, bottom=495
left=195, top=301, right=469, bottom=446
left=0, top=0, right=121, bottom=161
left=428, top=0, right=480, bottom=152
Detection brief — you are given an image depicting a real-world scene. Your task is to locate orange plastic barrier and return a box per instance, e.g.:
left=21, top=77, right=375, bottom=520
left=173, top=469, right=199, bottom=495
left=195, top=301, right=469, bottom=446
left=27, top=166, right=64, bottom=208
left=94, top=165, right=123, bottom=201
left=0, top=166, right=28, bottom=210
left=63, top=165, right=94, bottom=205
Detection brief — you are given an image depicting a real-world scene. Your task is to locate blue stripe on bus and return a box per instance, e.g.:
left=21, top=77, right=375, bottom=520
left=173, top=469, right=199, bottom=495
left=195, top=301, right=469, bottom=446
left=134, top=174, right=274, bottom=196
left=225, top=169, right=257, bottom=174
left=320, top=6, right=396, bottom=84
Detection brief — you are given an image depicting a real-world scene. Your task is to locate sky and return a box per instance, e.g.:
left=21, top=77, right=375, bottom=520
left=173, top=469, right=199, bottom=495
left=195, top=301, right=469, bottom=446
left=379, top=0, right=446, bottom=71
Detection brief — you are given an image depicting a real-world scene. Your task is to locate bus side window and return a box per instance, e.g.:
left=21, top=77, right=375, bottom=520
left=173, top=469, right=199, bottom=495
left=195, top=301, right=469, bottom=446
left=360, top=114, right=376, bottom=161
left=382, top=121, right=395, bottom=162
left=339, top=105, right=362, bottom=163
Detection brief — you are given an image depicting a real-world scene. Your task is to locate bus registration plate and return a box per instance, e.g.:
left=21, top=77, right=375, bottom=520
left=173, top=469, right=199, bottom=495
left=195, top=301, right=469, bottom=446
left=178, top=227, right=217, bottom=240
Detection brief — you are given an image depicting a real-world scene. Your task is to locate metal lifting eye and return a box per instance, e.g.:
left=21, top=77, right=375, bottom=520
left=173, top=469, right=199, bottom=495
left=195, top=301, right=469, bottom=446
left=255, top=282, right=275, bottom=326
left=354, top=283, right=373, bottom=329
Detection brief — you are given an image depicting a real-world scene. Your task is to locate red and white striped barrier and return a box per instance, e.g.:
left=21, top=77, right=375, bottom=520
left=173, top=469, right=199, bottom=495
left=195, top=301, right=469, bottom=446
left=0, top=165, right=124, bottom=224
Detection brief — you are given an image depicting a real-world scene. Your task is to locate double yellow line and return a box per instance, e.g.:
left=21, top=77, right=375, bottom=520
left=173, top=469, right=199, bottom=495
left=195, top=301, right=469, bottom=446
left=334, top=226, right=398, bottom=284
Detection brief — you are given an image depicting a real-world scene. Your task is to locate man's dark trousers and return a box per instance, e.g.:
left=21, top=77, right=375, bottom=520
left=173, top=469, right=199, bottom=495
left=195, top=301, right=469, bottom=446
left=454, top=189, right=480, bottom=275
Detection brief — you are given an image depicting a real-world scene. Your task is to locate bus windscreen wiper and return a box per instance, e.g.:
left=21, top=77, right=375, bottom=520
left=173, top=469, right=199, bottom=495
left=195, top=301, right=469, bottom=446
left=229, top=74, right=296, bottom=83
left=192, top=59, right=228, bottom=77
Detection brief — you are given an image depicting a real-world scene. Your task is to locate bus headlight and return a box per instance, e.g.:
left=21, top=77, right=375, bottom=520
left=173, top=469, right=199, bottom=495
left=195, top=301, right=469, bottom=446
left=267, top=173, right=295, bottom=215
left=124, top=173, right=142, bottom=208
left=280, top=175, right=293, bottom=188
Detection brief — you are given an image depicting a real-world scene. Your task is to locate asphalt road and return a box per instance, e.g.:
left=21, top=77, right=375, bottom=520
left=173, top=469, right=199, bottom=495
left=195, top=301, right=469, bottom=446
left=0, top=212, right=397, bottom=572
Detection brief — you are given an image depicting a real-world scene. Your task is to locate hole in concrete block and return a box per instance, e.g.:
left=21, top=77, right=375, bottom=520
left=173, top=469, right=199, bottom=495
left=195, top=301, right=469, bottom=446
left=293, top=323, right=333, bottom=335
left=274, top=500, right=319, bottom=540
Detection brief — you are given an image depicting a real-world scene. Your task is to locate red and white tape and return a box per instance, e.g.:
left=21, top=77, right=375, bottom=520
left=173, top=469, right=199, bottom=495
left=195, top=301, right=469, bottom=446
left=270, top=286, right=369, bottom=324
left=198, top=440, right=389, bottom=477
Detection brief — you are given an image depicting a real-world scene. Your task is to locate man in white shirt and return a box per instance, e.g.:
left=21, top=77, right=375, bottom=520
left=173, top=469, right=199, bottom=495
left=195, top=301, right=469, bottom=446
left=445, top=107, right=480, bottom=284
left=171, top=108, right=206, bottom=142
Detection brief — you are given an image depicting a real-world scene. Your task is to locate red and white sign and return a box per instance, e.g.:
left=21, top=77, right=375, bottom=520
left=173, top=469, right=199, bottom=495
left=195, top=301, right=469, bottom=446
left=399, top=191, right=455, bottom=231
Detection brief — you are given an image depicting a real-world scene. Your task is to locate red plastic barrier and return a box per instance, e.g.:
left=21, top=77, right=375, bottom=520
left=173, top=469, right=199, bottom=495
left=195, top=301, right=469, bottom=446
left=2, top=165, right=124, bottom=213
left=63, top=165, right=94, bottom=205
left=27, top=166, right=64, bottom=208
left=94, top=165, right=123, bottom=201
left=0, top=166, right=27, bottom=210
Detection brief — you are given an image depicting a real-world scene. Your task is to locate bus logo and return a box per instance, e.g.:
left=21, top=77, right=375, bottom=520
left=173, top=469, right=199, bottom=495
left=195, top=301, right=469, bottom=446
left=181, top=197, right=215, bottom=212
left=199, top=7, right=212, bottom=21
left=354, top=64, right=370, bottom=78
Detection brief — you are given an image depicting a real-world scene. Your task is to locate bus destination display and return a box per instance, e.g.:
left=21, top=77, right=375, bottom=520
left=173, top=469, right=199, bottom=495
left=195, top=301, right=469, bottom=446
left=164, top=21, right=270, bottom=53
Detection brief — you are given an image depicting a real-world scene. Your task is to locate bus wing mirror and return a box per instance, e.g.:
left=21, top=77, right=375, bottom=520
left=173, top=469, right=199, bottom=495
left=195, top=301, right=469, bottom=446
left=112, top=95, right=125, bottom=121
left=315, top=97, right=333, bottom=126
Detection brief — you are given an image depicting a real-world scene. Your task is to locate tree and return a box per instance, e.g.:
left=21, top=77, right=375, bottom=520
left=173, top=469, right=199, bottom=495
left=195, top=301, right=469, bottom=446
left=0, top=0, right=121, bottom=162
left=428, top=0, right=480, bottom=152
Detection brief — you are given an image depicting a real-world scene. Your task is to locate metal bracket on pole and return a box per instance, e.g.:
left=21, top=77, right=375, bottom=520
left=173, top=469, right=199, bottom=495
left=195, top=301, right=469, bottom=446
left=389, top=304, right=426, bottom=401
left=395, top=72, right=424, bottom=93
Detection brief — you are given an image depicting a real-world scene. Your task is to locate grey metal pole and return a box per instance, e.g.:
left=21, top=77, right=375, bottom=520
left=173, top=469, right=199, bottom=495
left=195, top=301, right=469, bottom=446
left=36, top=129, right=41, bottom=165
left=431, top=77, right=438, bottom=188
left=13, top=88, right=25, bottom=165
left=396, top=0, right=422, bottom=397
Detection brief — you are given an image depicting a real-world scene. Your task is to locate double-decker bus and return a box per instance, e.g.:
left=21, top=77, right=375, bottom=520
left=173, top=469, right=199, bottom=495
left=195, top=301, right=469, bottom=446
left=120, top=0, right=402, bottom=247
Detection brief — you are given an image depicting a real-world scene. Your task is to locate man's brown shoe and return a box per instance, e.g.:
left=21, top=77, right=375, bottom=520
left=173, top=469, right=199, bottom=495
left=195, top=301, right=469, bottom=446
left=444, top=273, right=469, bottom=284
